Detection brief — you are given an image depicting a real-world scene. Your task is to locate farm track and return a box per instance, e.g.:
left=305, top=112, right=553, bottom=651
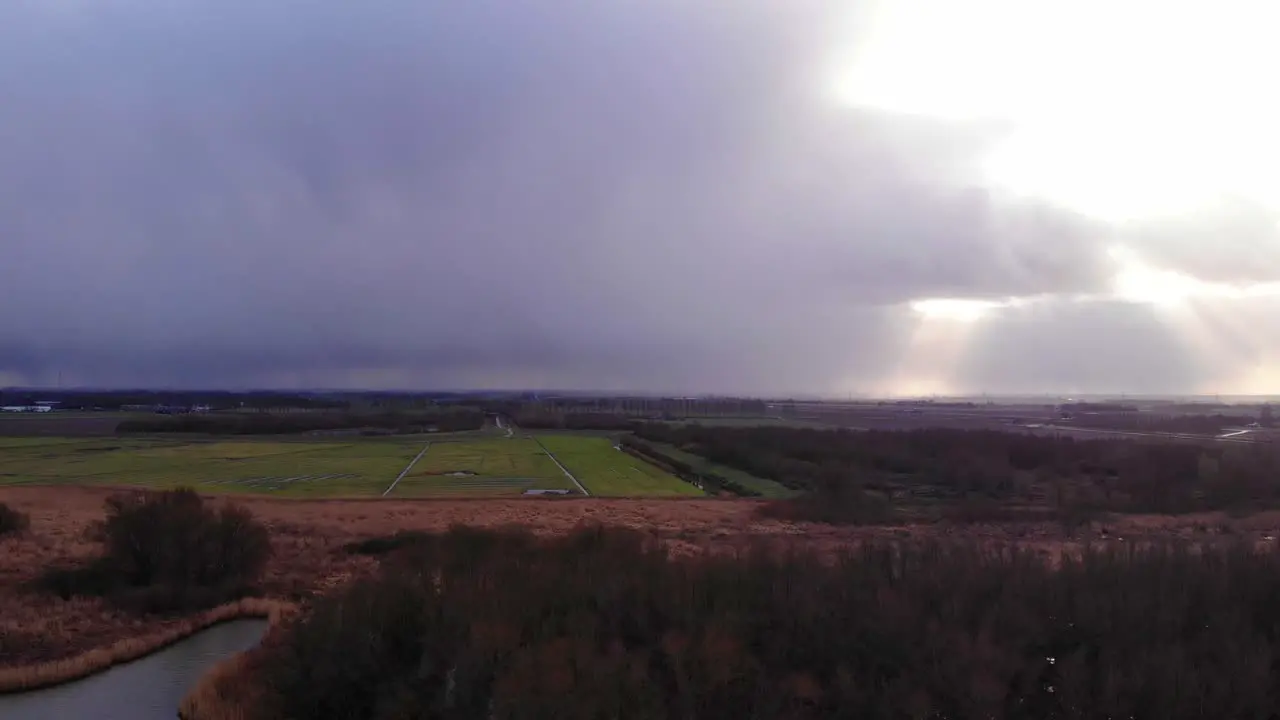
left=382, top=442, right=431, bottom=497
left=495, top=415, right=514, bottom=438
left=532, top=437, right=590, bottom=496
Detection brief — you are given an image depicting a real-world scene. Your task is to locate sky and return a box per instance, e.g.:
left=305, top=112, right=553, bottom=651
left=2, top=0, right=1278, bottom=396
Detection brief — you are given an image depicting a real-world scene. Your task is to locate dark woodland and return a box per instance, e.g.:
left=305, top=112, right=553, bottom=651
left=257, top=525, right=1280, bottom=720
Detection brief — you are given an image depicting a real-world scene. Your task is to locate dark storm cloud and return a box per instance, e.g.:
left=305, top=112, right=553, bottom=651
left=950, top=293, right=1280, bottom=397
left=952, top=300, right=1211, bottom=395
left=0, top=0, right=1153, bottom=393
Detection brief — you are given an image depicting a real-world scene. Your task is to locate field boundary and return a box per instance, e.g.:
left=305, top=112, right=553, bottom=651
left=383, top=442, right=431, bottom=497
left=532, top=437, right=589, bottom=496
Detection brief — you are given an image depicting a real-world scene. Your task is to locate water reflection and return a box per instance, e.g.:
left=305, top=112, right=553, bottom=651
left=0, top=619, right=267, bottom=720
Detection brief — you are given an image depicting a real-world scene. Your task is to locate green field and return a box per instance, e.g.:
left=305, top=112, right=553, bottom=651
left=0, top=437, right=423, bottom=496
left=389, top=438, right=577, bottom=496
left=0, top=434, right=706, bottom=498
left=536, top=435, right=702, bottom=497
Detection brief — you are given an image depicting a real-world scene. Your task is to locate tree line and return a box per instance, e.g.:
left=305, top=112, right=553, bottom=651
left=117, top=409, right=486, bottom=435
left=509, top=411, right=642, bottom=431
left=633, top=424, right=1280, bottom=521
left=0, top=390, right=349, bottom=412
left=620, top=436, right=762, bottom=497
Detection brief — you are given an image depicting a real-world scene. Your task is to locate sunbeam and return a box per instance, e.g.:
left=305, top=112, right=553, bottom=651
left=887, top=297, right=1028, bottom=396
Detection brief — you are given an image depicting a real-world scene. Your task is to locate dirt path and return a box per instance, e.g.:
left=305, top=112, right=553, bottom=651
left=531, top=437, right=589, bottom=496
left=383, top=442, right=430, bottom=497
left=495, top=415, right=514, bottom=438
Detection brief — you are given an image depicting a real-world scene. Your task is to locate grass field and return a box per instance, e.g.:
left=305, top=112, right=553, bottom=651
left=0, top=434, right=706, bottom=498
left=389, top=438, right=577, bottom=496
left=631, top=439, right=796, bottom=498
left=0, top=438, right=423, bottom=496
left=536, top=435, right=701, bottom=497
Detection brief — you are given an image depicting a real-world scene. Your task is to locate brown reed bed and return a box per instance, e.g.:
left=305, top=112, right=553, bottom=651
left=178, top=602, right=298, bottom=720
left=177, top=634, right=278, bottom=720
left=178, top=651, right=259, bottom=720
left=5, top=484, right=1280, bottom=707
left=0, top=597, right=292, bottom=695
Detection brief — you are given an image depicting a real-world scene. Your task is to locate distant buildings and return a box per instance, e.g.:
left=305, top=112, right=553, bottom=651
left=0, top=400, right=59, bottom=413
left=118, top=403, right=212, bottom=414
left=154, top=404, right=212, bottom=415
left=1263, top=404, right=1275, bottom=428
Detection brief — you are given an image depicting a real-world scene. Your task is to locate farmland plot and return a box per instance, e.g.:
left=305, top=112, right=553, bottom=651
left=536, top=435, right=701, bottom=497
left=0, top=439, right=422, bottom=496
left=389, top=438, right=577, bottom=496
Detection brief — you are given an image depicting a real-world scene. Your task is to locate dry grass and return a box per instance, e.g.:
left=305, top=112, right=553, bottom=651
left=178, top=651, right=259, bottom=720
left=0, top=597, right=291, bottom=694
left=178, top=605, right=296, bottom=720
left=5, top=484, right=1280, bottom=697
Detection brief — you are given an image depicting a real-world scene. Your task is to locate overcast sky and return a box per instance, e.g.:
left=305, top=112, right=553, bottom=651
left=2, top=0, right=1277, bottom=396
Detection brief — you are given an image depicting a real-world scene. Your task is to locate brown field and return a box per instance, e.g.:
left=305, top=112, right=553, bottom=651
left=0, top=414, right=127, bottom=437
left=4, top=485, right=1280, bottom=679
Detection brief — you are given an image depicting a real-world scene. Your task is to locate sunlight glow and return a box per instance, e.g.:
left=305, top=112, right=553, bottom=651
left=885, top=312, right=979, bottom=397
left=1101, top=247, right=1280, bottom=395
left=1179, top=301, right=1280, bottom=395
left=1108, top=246, right=1280, bottom=306
left=831, top=0, right=1280, bottom=221
left=909, top=297, right=1006, bottom=323
left=890, top=296, right=1028, bottom=395
left=1224, top=364, right=1280, bottom=397
left=895, top=269, right=1280, bottom=397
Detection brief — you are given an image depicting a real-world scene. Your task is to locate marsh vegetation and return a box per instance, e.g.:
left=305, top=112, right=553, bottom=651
left=244, top=525, right=1280, bottom=720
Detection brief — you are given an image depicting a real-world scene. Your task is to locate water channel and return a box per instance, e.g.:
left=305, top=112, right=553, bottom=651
left=0, top=619, right=268, bottom=720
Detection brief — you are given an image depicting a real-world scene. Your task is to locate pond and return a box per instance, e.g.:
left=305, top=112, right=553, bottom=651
left=0, top=619, right=268, bottom=720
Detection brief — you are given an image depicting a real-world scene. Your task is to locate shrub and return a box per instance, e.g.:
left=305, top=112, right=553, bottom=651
left=0, top=501, right=29, bottom=537
left=759, top=489, right=898, bottom=525
left=38, top=562, right=116, bottom=599
left=343, top=531, right=434, bottom=556
left=39, top=488, right=271, bottom=613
